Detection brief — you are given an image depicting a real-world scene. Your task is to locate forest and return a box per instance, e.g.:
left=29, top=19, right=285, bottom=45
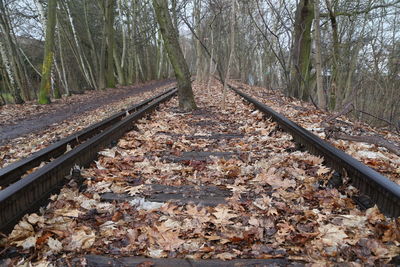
left=0, top=0, right=399, bottom=128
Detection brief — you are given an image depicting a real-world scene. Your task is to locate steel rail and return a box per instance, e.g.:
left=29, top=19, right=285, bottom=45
left=0, top=89, right=177, bottom=233
left=0, top=87, right=176, bottom=188
left=231, top=85, right=400, bottom=217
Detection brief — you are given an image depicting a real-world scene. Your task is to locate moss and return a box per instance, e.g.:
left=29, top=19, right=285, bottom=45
left=152, top=0, right=197, bottom=111
left=0, top=92, right=13, bottom=103
left=290, top=0, right=314, bottom=101
left=38, top=0, right=57, bottom=104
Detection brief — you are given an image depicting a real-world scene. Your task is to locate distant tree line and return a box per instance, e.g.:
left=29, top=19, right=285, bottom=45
left=185, top=0, right=400, bottom=129
left=0, top=0, right=173, bottom=104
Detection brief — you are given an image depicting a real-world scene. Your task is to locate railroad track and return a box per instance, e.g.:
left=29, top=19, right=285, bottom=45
left=0, top=82, right=399, bottom=266
left=230, top=85, right=400, bottom=218
left=0, top=87, right=177, bottom=233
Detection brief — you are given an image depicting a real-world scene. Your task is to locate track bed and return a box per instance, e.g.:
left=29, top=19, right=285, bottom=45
left=1, top=82, right=399, bottom=266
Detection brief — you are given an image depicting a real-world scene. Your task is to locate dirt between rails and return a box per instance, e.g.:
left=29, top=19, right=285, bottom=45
left=0, top=79, right=174, bottom=146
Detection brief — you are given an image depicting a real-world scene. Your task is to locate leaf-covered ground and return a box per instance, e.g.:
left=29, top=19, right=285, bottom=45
left=233, top=82, right=400, bottom=185
left=0, top=81, right=174, bottom=170
left=2, top=82, right=399, bottom=266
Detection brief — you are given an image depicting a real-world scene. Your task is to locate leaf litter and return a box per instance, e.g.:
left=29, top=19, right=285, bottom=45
left=1, top=81, right=399, bottom=266
left=232, top=81, right=400, bottom=185
left=0, top=82, right=173, bottom=170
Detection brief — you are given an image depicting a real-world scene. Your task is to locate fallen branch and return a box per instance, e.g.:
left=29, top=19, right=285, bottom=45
left=322, top=101, right=354, bottom=125
left=309, top=95, right=320, bottom=110
left=330, top=131, right=400, bottom=156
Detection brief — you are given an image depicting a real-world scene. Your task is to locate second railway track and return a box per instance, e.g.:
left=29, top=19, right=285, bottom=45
left=0, top=81, right=399, bottom=266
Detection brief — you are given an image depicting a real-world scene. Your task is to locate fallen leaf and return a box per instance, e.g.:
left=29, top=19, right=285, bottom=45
left=318, top=224, right=348, bottom=248
left=47, top=237, right=63, bottom=252
left=124, top=184, right=145, bottom=196
left=215, top=252, right=236, bottom=260
left=212, top=206, right=236, bottom=224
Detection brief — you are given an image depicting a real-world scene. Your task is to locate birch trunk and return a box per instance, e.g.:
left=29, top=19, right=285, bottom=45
left=0, top=38, right=23, bottom=103
left=65, top=1, right=95, bottom=88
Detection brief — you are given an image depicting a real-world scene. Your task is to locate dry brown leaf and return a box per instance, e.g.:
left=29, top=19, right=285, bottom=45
left=212, top=206, right=237, bottom=224
left=215, top=252, right=236, bottom=260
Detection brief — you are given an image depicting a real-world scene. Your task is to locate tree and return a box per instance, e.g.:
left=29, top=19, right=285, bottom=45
left=313, top=0, right=326, bottom=109
left=38, top=0, right=57, bottom=104
left=152, top=0, right=197, bottom=112
left=0, top=0, right=30, bottom=103
left=290, top=0, right=314, bottom=101
left=105, top=0, right=116, bottom=88
left=98, top=0, right=116, bottom=89
left=223, top=0, right=236, bottom=109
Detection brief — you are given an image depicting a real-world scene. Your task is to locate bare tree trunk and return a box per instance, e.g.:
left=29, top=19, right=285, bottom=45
left=194, top=0, right=202, bottom=81
left=117, top=0, right=127, bottom=85
left=157, top=35, right=164, bottom=79
left=38, top=0, right=57, bottom=104
left=105, top=0, right=116, bottom=88
left=152, top=0, right=197, bottom=112
left=56, top=16, right=69, bottom=95
left=98, top=22, right=107, bottom=89
left=290, top=0, right=314, bottom=100
left=0, top=0, right=29, bottom=103
left=0, top=38, right=23, bottom=103
left=206, top=29, right=214, bottom=92
left=64, top=1, right=95, bottom=88
left=113, top=46, right=124, bottom=85
left=84, top=0, right=99, bottom=88
left=325, top=0, right=339, bottom=111
left=223, top=0, right=236, bottom=109
left=313, top=0, right=326, bottom=109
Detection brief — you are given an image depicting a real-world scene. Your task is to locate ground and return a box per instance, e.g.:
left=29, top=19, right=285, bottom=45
left=233, top=82, right=400, bottom=185
left=2, top=81, right=399, bottom=266
left=0, top=80, right=174, bottom=168
left=0, top=80, right=174, bottom=145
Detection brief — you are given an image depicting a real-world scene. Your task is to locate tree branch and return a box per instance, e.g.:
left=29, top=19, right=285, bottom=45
left=321, top=0, right=400, bottom=17
left=322, top=101, right=354, bottom=124
left=356, top=109, right=400, bottom=133
left=181, top=16, right=224, bottom=83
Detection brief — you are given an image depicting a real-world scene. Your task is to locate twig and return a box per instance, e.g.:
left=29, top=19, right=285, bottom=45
left=309, top=95, right=320, bottom=110
left=356, top=109, right=400, bottom=133
left=0, top=246, right=9, bottom=256
left=322, top=101, right=354, bottom=124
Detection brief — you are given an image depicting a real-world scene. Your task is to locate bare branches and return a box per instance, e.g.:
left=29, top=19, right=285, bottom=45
left=323, top=101, right=354, bottom=124
left=181, top=16, right=224, bottom=83
left=321, top=0, right=400, bottom=17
